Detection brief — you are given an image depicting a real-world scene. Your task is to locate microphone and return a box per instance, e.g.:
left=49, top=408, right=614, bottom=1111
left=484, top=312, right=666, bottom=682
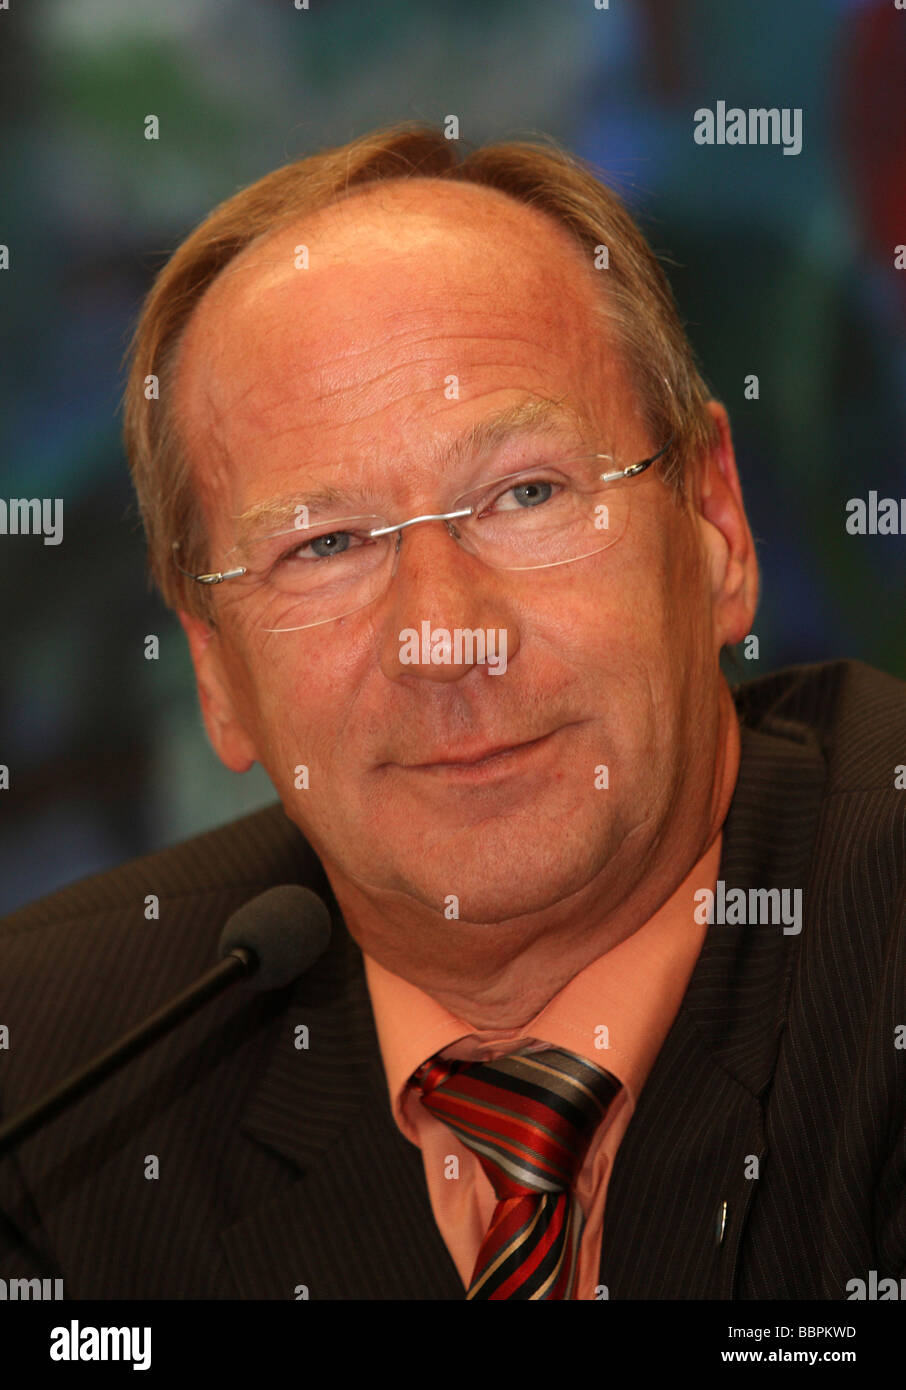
left=218, top=884, right=331, bottom=989
left=0, top=885, right=331, bottom=1157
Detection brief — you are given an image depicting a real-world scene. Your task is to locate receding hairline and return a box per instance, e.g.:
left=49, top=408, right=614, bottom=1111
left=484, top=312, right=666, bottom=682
left=192, top=171, right=602, bottom=318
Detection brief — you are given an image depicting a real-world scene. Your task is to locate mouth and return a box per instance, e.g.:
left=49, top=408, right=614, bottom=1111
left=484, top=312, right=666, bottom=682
left=415, top=733, right=551, bottom=766
left=396, top=727, right=564, bottom=779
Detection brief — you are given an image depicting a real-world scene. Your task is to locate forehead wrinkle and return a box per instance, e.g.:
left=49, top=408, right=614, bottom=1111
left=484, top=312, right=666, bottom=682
left=225, top=309, right=577, bottom=423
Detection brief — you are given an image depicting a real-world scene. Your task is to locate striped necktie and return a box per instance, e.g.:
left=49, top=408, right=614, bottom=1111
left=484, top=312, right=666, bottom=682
left=412, top=1045, right=620, bottom=1299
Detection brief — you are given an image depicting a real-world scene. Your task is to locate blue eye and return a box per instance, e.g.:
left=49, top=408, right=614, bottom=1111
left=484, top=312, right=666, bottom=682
left=307, top=531, right=353, bottom=558
left=268, top=530, right=370, bottom=568
left=511, top=481, right=553, bottom=507
left=490, top=479, right=557, bottom=513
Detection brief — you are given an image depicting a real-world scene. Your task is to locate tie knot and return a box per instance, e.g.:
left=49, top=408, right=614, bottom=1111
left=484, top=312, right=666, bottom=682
left=412, top=1045, right=620, bottom=1200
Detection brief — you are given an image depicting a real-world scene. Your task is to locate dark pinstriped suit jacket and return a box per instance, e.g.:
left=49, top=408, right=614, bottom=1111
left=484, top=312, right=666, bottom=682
left=1, top=658, right=905, bottom=1299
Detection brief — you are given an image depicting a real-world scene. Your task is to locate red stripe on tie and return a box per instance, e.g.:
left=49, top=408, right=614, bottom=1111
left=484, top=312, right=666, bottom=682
left=482, top=1194, right=568, bottom=1299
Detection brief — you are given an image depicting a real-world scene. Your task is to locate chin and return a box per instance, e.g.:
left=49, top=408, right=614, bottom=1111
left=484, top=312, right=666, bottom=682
left=377, top=833, right=611, bottom=926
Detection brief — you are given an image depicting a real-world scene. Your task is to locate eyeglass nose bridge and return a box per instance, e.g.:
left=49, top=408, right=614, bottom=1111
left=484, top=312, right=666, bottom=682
left=368, top=506, right=474, bottom=548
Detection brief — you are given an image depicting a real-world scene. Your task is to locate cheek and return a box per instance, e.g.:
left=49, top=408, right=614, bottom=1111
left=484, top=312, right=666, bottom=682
left=542, top=543, right=666, bottom=668
left=557, top=540, right=697, bottom=740
left=233, top=627, right=364, bottom=767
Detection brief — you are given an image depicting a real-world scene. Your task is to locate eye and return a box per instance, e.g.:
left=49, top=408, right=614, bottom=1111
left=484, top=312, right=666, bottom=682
left=484, top=477, right=558, bottom=513
left=277, top=529, right=371, bottom=564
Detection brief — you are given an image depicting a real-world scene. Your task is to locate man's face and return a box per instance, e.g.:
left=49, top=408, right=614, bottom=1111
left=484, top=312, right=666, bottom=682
left=175, top=179, right=751, bottom=927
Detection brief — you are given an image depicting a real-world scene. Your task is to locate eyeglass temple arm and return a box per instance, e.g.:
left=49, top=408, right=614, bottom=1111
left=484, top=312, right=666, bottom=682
left=598, top=433, right=674, bottom=483
left=172, top=543, right=247, bottom=586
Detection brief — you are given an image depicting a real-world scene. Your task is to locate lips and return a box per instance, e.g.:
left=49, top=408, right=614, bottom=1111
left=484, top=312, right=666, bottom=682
left=407, top=731, right=553, bottom=768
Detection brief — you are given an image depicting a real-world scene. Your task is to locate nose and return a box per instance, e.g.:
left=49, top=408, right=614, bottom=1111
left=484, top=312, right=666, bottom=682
left=377, top=520, right=519, bottom=684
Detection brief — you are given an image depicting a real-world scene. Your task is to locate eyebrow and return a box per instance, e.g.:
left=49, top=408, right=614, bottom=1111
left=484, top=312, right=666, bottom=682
left=232, top=396, right=587, bottom=542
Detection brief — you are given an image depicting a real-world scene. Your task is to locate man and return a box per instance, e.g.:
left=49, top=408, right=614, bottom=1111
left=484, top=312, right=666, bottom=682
left=0, top=123, right=904, bottom=1301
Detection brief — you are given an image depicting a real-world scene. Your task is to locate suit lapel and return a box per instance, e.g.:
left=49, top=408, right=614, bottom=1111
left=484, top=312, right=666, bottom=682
left=220, top=884, right=464, bottom=1299
left=599, top=716, right=827, bottom=1297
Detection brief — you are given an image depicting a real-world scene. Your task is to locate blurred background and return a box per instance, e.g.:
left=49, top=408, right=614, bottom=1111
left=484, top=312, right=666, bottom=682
left=1, top=0, right=904, bottom=914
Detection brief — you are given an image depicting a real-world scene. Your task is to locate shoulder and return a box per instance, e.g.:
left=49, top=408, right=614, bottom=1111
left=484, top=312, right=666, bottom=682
left=0, top=801, right=348, bottom=1118
left=730, top=656, right=906, bottom=794
left=728, top=659, right=906, bottom=948
left=0, top=801, right=334, bottom=1028
left=0, top=800, right=322, bottom=939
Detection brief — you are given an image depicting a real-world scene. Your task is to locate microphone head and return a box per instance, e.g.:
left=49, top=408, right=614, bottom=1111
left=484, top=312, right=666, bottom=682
left=218, top=885, right=332, bottom=990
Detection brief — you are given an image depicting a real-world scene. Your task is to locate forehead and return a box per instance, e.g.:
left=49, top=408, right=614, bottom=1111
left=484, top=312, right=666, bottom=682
left=180, top=178, right=605, bottom=365
left=173, top=178, right=632, bottom=531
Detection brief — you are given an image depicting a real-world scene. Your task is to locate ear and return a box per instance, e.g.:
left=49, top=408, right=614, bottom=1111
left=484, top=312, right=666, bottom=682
left=694, top=400, right=760, bottom=650
left=177, top=611, right=257, bottom=773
